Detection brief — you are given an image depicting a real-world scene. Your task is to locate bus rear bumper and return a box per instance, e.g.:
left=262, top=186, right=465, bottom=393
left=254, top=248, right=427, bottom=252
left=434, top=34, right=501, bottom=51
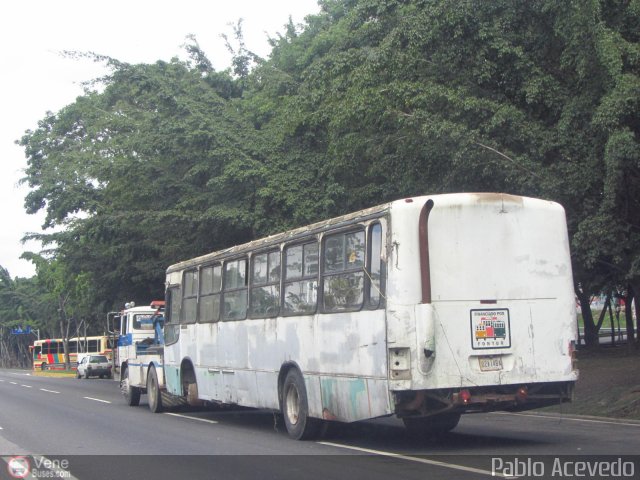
left=394, top=381, right=575, bottom=418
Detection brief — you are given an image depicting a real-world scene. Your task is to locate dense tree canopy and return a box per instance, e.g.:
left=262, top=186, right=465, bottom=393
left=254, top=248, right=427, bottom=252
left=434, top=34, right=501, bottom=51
left=10, top=0, right=640, bottom=346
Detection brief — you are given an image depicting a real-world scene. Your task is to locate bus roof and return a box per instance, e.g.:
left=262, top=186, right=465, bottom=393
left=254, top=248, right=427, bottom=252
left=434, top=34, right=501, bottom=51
left=166, top=201, right=392, bottom=273
left=165, top=193, right=557, bottom=274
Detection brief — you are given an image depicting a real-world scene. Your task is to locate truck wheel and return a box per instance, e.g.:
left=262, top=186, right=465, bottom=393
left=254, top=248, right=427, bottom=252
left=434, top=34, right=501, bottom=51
left=282, top=369, right=321, bottom=440
left=147, top=365, right=163, bottom=413
left=121, top=367, right=140, bottom=406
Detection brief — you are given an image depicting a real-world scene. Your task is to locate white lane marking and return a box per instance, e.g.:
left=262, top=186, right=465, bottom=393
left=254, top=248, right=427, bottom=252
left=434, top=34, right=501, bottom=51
left=83, top=396, right=111, bottom=404
left=491, top=412, right=640, bottom=428
left=9, top=382, right=17, bottom=385
left=0, top=379, right=4, bottom=382
left=40, top=389, right=60, bottom=394
left=20, top=385, right=32, bottom=388
left=318, top=441, right=513, bottom=478
left=163, top=412, right=218, bottom=424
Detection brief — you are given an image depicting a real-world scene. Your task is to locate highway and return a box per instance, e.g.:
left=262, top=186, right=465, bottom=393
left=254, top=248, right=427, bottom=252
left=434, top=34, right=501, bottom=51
left=0, top=368, right=638, bottom=479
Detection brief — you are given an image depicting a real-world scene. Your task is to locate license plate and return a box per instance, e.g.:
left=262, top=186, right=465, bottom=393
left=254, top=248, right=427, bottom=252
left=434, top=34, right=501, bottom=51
left=479, top=356, right=503, bottom=371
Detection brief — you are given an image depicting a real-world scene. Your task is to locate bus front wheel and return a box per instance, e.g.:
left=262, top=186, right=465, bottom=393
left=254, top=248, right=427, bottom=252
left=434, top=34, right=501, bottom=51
left=282, top=369, right=321, bottom=440
left=147, top=365, right=163, bottom=413
left=121, top=367, right=140, bottom=407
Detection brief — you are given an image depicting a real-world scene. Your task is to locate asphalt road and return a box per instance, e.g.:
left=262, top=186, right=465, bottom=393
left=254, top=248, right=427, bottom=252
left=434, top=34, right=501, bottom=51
left=0, top=368, right=638, bottom=480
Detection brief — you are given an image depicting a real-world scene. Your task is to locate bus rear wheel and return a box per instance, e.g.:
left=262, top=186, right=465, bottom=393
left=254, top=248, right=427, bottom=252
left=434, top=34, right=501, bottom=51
left=282, top=369, right=321, bottom=440
left=147, top=365, right=163, bottom=413
left=121, top=367, right=140, bottom=406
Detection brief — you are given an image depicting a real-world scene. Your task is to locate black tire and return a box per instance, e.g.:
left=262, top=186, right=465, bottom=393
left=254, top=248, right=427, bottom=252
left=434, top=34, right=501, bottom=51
left=121, top=367, right=141, bottom=406
left=99, top=374, right=104, bottom=379
left=76, top=371, right=81, bottom=379
left=282, top=369, right=321, bottom=440
left=41, top=363, right=47, bottom=371
left=147, top=365, right=163, bottom=413
left=402, top=413, right=461, bottom=436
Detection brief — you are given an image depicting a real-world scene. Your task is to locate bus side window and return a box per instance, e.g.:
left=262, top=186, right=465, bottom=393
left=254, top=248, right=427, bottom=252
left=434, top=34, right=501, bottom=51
left=249, top=250, right=280, bottom=318
left=222, top=258, right=248, bottom=321
left=199, top=264, right=222, bottom=323
left=166, top=286, right=181, bottom=324
left=283, top=241, right=318, bottom=315
left=181, top=269, right=198, bottom=324
left=368, top=223, right=384, bottom=309
left=322, top=230, right=365, bottom=312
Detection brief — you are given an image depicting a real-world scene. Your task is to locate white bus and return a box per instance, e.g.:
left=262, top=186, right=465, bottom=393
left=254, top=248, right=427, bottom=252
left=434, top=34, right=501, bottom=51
left=161, top=193, right=578, bottom=439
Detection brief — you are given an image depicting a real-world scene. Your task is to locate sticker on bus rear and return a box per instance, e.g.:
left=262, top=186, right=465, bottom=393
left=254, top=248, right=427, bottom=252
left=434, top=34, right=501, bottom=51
left=470, top=309, right=511, bottom=350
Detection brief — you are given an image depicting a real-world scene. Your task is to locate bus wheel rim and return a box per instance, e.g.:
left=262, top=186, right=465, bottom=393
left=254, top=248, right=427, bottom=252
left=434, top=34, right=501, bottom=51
left=285, top=385, right=300, bottom=425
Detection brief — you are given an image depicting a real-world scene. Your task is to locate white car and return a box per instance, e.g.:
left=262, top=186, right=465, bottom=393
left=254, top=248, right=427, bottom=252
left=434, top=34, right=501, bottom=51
left=77, top=354, right=112, bottom=379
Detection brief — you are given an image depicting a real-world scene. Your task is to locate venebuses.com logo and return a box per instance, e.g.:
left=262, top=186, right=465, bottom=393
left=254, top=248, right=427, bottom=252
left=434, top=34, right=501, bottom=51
left=6, top=456, right=71, bottom=479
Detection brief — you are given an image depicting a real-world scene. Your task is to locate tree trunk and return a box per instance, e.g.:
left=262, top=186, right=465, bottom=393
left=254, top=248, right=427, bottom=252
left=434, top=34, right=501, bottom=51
left=577, top=290, right=599, bottom=347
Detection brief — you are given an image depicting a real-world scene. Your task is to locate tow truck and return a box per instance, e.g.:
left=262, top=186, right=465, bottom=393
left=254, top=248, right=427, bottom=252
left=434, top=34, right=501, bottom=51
left=112, top=301, right=171, bottom=412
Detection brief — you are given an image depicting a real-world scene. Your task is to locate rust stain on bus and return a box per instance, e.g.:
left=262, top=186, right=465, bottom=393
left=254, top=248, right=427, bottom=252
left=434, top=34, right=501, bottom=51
left=419, top=199, right=435, bottom=304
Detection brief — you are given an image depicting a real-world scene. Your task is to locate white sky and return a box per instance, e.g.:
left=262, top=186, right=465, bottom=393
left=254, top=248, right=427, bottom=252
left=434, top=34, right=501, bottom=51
left=0, top=0, right=320, bottom=279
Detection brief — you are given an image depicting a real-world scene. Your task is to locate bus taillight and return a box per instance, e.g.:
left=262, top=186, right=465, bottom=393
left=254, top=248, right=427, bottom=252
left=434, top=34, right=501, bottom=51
left=457, top=389, right=472, bottom=404
left=516, top=386, right=528, bottom=402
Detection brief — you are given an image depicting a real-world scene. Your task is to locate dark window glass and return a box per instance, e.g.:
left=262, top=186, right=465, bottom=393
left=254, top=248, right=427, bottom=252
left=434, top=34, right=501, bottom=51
left=166, top=286, right=181, bottom=324
left=284, top=241, right=318, bottom=315
left=322, top=230, right=365, bottom=312
left=250, top=251, right=281, bottom=318
left=369, top=223, right=384, bottom=308
left=199, top=264, right=221, bottom=323
left=222, top=258, right=248, bottom=321
left=181, top=270, right=198, bottom=324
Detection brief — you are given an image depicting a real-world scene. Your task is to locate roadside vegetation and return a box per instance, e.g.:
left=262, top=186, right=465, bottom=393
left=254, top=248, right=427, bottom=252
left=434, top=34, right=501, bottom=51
left=545, top=346, right=640, bottom=420
left=1, top=1, right=638, bottom=371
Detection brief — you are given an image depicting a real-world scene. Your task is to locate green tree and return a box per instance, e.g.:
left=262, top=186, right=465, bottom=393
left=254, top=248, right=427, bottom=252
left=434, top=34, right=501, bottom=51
left=257, top=0, right=639, bottom=345
left=19, top=46, right=267, bottom=309
left=0, top=267, right=49, bottom=368
left=17, top=1, right=640, bottom=349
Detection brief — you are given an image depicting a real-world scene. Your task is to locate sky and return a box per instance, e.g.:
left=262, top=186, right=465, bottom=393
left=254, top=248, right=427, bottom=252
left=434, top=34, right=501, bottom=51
left=0, top=0, right=320, bottom=279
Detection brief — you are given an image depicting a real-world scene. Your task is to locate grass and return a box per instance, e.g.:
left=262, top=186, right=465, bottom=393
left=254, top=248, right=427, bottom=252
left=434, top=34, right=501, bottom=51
left=577, top=309, right=628, bottom=332
left=32, top=369, right=76, bottom=378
